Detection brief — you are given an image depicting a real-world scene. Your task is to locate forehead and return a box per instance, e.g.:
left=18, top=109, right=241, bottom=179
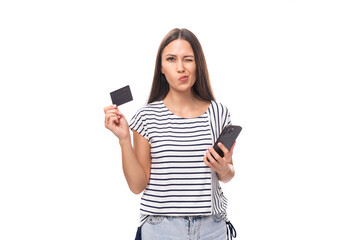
left=162, top=39, right=194, bottom=56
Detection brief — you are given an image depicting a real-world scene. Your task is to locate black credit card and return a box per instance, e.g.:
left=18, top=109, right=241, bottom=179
left=110, top=85, right=133, bottom=106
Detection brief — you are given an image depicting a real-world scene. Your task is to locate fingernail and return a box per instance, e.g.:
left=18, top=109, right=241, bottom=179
left=118, top=111, right=122, bottom=114
left=208, top=146, right=211, bottom=150
left=218, top=142, right=222, bottom=146
left=113, top=104, right=117, bottom=108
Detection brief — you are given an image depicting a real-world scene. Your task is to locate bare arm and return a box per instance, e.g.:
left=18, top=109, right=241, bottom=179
left=120, top=131, right=151, bottom=194
left=216, top=161, right=235, bottom=183
left=104, top=105, right=151, bottom=194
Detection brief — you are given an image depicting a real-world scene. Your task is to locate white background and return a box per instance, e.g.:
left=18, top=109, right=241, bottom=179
left=1, top=0, right=359, bottom=239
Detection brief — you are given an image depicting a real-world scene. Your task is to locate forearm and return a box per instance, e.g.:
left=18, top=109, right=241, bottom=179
left=217, top=163, right=235, bottom=183
left=120, top=138, right=148, bottom=194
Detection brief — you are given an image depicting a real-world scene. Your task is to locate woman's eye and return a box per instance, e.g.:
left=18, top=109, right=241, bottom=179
left=185, top=58, right=194, bottom=62
left=167, top=57, right=175, bottom=62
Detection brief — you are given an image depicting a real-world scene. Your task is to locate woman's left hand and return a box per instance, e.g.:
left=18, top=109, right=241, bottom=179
left=203, top=142, right=236, bottom=177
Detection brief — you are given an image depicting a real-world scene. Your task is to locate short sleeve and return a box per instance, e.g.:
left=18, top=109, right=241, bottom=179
left=208, top=101, right=234, bottom=142
left=129, top=109, right=150, bottom=142
left=221, top=104, right=232, bottom=130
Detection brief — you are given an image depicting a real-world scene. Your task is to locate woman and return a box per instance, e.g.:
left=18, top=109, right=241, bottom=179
left=104, top=28, right=237, bottom=240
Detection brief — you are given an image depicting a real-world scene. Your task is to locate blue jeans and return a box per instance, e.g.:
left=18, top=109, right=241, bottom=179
left=141, top=214, right=227, bottom=240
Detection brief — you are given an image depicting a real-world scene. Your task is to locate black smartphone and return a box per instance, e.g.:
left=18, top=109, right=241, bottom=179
left=212, top=125, right=242, bottom=158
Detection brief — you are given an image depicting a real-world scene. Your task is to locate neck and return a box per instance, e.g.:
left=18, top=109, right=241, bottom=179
left=164, top=89, right=198, bottom=108
left=163, top=89, right=210, bottom=118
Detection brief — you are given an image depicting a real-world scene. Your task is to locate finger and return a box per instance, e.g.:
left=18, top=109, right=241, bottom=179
left=106, top=111, right=124, bottom=127
left=105, top=112, right=119, bottom=120
left=119, top=114, right=129, bottom=127
left=203, top=155, right=212, bottom=167
left=217, top=142, right=234, bottom=164
left=105, top=108, right=121, bottom=116
left=105, top=113, right=120, bottom=127
left=208, top=146, right=222, bottom=162
left=229, top=141, right=236, bottom=154
left=104, top=104, right=118, bottom=113
left=217, top=142, right=230, bottom=155
left=109, top=115, right=120, bottom=126
left=105, top=114, right=112, bottom=128
left=205, top=149, right=221, bottom=168
left=105, top=112, right=112, bottom=126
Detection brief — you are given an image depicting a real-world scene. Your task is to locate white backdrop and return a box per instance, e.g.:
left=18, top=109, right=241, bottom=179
left=1, top=0, right=359, bottom=239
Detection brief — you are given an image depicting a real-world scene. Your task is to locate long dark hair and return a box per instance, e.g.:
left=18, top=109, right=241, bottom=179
left=147, top=28, right=215, bottom=104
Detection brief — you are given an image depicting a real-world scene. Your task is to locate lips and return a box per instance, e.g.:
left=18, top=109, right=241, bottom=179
left=178, top=76, right=188, bottom=81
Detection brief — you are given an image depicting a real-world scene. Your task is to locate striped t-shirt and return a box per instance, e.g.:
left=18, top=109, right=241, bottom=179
left=129, top=100, right=232, bottom=222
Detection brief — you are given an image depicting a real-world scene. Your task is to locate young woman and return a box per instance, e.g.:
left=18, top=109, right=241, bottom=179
left=104, top=28, right=237, bottom=240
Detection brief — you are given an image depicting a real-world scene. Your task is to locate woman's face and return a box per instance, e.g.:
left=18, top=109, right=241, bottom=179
left=161, top=39, right=196, bottom=94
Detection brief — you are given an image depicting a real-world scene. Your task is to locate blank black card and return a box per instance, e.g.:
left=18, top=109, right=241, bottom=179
left=110, top=85, right=133, bottom=106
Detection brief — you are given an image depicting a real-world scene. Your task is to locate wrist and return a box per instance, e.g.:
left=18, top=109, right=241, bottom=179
left=119, top=136, right=131, bottom=147
left=217, top=164, right=235, bottom=183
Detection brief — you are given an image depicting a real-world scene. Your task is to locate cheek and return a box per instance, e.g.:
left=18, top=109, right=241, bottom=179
left=161, top=62, right=173, bottom=75
left=161, top=63, right=166, bottom=74
left=190, top=65, right=196, bottom=78
left=184, top=62, right=196, bottom=73
left=190, top=63, right=196, bottom=73
left=161, top=65, right=174, bottom=82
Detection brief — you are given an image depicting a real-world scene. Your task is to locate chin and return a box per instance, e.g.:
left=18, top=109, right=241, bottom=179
left=174, top=84, right=195, bottom=93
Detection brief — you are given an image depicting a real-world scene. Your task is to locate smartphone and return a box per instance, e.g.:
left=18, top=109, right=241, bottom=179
left=212, top=125, right=242, bottom=158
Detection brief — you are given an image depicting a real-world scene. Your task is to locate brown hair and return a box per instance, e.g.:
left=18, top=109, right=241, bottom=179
left=147, top=28, right=215, bottom=103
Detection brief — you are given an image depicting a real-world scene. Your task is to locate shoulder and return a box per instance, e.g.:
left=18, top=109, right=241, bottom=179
left=130, top=101, right=163, bottom=132
left=138, top=101, right=163, bottom=111
left=209, top=100, right=230, bottom=115
left=132, top=101, right=163, bottom=118
left=208, top=100, right=232, bottom=126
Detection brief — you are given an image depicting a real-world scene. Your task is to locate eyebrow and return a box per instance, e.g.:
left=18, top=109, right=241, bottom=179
left=164, top=54, right=194, bottom=58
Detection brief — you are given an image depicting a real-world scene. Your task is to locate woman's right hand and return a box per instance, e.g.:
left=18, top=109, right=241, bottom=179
left=104, top=105, right=130, bottom=142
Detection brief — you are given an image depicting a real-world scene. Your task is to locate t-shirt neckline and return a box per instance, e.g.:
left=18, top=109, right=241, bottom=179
left=160, top=100, right=212, bottom=119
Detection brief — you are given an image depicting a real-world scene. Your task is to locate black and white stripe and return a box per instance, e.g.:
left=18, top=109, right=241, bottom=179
left=207, top=101, right=232, bottom=215
left=129, top=100, right=231, bottom=224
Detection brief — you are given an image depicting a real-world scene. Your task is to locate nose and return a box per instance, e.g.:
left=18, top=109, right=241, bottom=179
left=177, top=60, right=185, bottom=73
